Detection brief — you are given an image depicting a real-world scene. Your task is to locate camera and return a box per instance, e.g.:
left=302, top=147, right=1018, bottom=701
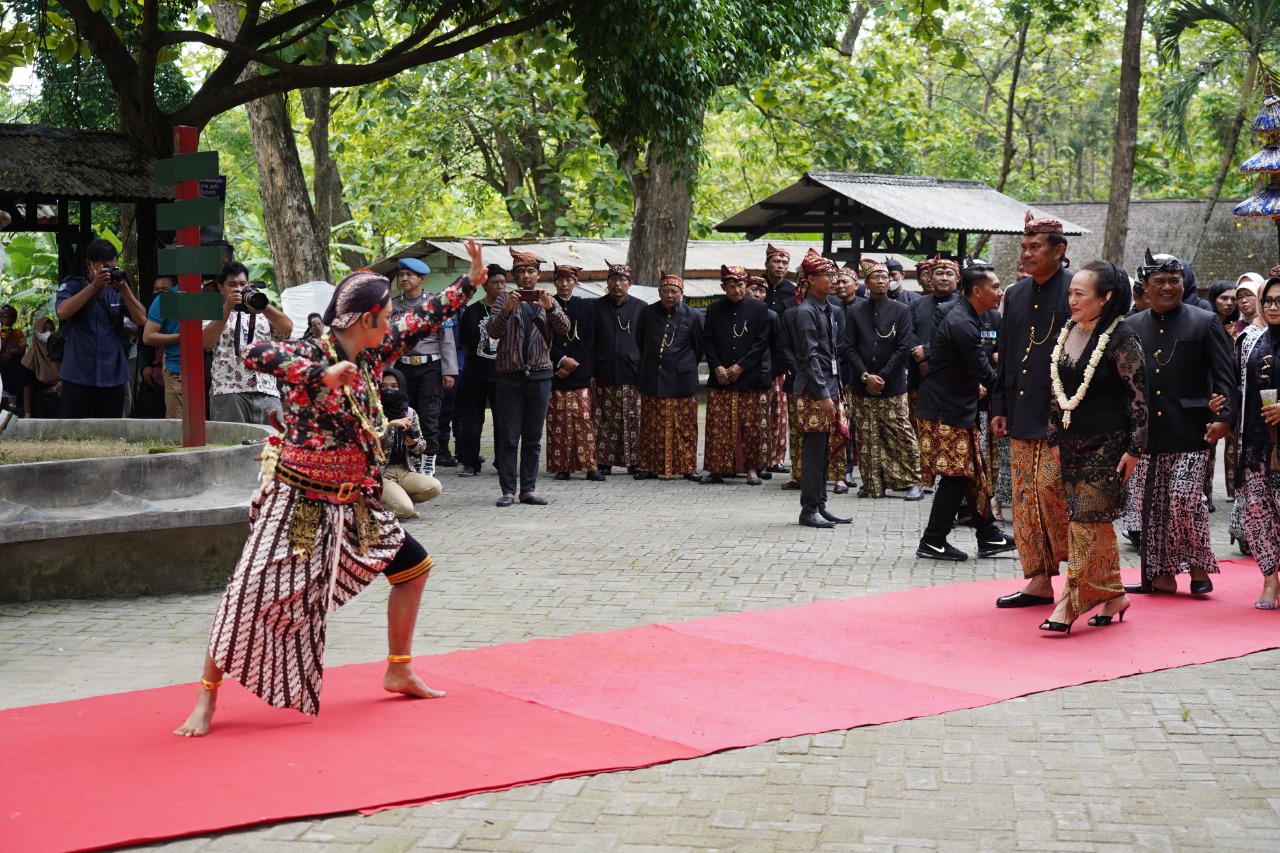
left=107, top=267, right=128, bottom=283
left=239, top=284, right=270, bottom=313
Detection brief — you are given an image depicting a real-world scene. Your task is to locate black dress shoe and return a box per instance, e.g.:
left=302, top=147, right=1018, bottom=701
left=598, top=466, right=613, bottom=475
left=520, top=494, right=548, bottom=505
left=818, top=505, right=851, bottom=524
left=437, top=454, right=458, bottom=467
left=833, top=482, right=849, bottom=495
left=704, top=474, right=726, bottom=484
left=459, top=466, right=478, bottom=477
left=495, top=495, right=515, bottom=507
left=1190, top=578, right=1214, bottom=595
left=903, top=485, right=924, bottom=501
left=586, top=469, right=606, bottom=482
left=554, top=472, right=571, bottom=481
left=995, top=591, right=1054, bottom=608
left=857, top=489, right=871, bottom=498
left=1123, top=530, right=1142, bottom=548
left=780, top=479, right=801, bottom=491
left=746, top=476, right=762, bottom=486
left=684, top=472, right=703, bottom=483
left=799, top=510, right=836, bottom=529
left=916, top=539, right=967, bottom=561
left=632, top=469, right=655, bottom=480
left=759, top=470, right=773, bottom=480
left=1124, top=580, right=1175, bottom=595
left=770, top=464, right=791, bottom=474
left=844, top=473, right=858, bottom=487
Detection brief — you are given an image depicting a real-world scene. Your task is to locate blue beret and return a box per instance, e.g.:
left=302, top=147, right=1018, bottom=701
left=398, top=257, right=430, bottom=276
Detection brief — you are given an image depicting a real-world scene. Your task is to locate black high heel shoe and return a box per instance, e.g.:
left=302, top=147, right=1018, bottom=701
left=1039, top=618, right=1074, bottom=635
left=1087, top=606, right=1129, bottom=627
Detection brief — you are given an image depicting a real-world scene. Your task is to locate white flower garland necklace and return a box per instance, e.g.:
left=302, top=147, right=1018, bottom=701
left=1050, top=315, right=1122, bottom=429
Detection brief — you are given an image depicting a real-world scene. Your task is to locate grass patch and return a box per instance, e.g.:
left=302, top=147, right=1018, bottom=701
left=0, top=438, right=191, bottom=464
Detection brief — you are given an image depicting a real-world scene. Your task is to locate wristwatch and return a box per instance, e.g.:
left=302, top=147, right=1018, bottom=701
left=861, top=372, right=870, bottom=383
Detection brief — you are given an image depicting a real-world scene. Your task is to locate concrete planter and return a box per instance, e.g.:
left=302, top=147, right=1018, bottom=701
left=0, top=419, right=271, bottom=602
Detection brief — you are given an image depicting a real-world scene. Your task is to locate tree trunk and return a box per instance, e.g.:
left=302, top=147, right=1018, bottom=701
left=625, top=144, right=694, bottom=287
left=971, top=16, right=1029, bottom=259
left=1102, top=0, right=1145, bottom=264
left=1188, top=54, right=1259, bottom=265
left=302, top=83, right=365, bottom=273
left=835, top=3, right=878, bottom=56
left=212, top=2, right=330, bottom=289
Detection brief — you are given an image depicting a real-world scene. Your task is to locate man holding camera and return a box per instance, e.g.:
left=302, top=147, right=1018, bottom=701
left=202, top=262, right=293, bottom=424
left=54, top=238, right=148, bottom=418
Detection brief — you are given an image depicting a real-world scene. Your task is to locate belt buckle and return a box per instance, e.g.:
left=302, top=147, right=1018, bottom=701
left=336, top=481, right=358, bottom=502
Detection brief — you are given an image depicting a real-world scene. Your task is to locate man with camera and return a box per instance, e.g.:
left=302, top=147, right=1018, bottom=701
left=54, top=238, right=148, bottom=418
left=201, top=262, right=293, bottom=424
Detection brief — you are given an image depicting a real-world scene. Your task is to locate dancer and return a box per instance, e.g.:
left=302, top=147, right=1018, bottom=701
left=174, top=239, right=486, bottom=737
left=1235, top=277, right=1280, bottom=608
left=1039, top=261, right=1146, bottom=635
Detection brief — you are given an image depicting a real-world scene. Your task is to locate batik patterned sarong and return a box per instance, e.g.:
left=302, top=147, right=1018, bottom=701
left=1137, top=450, right=1219, bottom=578
left=1061, top=521, right=1124, bottom=622
left=766, top=375, right=788, bottom=467
left=546, top=387, right=598, bottom=473
left=853, top=393, right=921, bottom=496
left=1009, top=438, right=1069, bottom=579
left=916, top=417, right=989, bottom=511
left=592, top=383, right=641, bottom=469
left=788, top=392, right=849, bottom=483
left=1240, top=467, right=1280, bottom=577
left=704, top=387, right=769, bottom=474
left=208, top=481, right=420, bottom=716
left=638, top=394, right=699, bottom=478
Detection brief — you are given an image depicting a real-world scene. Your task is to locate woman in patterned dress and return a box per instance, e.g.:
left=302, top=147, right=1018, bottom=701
left=1237, top=278, right=1280, bottom=609
left=1040, top=260, right=1147, bottom=634
left=174, top=239, right=486, bottom=737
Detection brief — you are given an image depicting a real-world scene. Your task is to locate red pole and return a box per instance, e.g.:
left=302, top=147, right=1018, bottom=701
left=173, top=125, right=207, bottom=447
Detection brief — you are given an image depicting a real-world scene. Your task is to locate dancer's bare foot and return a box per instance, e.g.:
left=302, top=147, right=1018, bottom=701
left=383, top=664, right=445, bottom=699
left=174, top=688, right=218, bottom=737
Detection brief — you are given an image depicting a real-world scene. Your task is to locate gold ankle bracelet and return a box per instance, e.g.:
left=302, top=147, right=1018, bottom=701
left=387, top=654, right=412, bottom=664
left=200, top=678, right=223, bottom=690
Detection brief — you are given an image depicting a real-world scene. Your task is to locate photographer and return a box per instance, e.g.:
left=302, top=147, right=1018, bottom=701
left=201, top=263, right=293, bottom=424
left=54, top=238, right=148, bottom=418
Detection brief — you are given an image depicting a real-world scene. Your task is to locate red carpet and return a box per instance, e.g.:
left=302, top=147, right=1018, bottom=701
left=3, top=560, right=1278, bottom=852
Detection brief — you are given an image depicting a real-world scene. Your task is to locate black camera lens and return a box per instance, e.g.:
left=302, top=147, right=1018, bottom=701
left=108, top=267, right=127, bottom=283
left=241, top=286, right=270, bottom=313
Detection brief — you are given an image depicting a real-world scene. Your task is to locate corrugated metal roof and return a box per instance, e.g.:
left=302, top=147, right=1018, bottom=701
left=0, top=123, right=168, bottom=202
left=375, top=237, right=913, bottom=284
left=715, top=172, right=1089, bottom=237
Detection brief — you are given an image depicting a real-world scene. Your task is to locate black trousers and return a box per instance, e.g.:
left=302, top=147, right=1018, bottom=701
left=439, top=377, right=459, bottom=454
left=400, top=360, right=443, bottom=456
left=59, top=380, right=125, bottom=419
left=456, top=374, right=497, bottom=470
left=800, top=431, right=829, bottom=512
left=494, top=374, right=551, bottom=496
left=924, top=475, right=997, bottom=542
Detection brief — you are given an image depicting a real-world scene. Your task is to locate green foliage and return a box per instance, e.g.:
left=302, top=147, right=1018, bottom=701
left=0, top=232, right=60, bottom=322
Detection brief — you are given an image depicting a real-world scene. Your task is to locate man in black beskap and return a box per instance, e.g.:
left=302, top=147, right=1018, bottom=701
left=914, top=262, right=1016, bottom=561
left=455, top=264, right=506, bottom=476
left=634, top=273, right=704, bottom=481
left=547, top=264, right=604, bottom=482
left=703, top=265, right=772, bottom=485
left=591, top=263, right=646, bottom=475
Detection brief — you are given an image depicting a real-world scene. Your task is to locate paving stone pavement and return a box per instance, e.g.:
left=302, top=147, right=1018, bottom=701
left=2, top=434, right=1277, bottom=852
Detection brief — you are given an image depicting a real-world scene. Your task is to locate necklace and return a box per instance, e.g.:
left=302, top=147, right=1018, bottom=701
left=616, top=310, right=631, bottom=333
left=732, top=320, right=748, bottom=338
left=322, top=334, right=388, bottom=460
left=875, top=322, right=896, bottom=339
left=1023, top=312, right=1056, bottom=362
left=1050, top=316, right=1120, bottom=429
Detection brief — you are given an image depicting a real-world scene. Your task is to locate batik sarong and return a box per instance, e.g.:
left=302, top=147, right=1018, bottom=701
left=546, top=387, right=598, bottom=473
left=592, top=383, right=641, bottom=469
left=916, top=417, right=988, bottom=510
left=853, top=394, right=921, bottom=496
left=1061, top=522, right=1124, bottom=622
left=766, top=375, right=788, bottom=467
left=1009, top=438, right=1069, bottom=579
left=704, top=387, right=769, bottom=474
left=638, top=394, right=699, bottom=478
left=207, top=481, right=429, bottom=716
left=1240, top=468, right=1280, bottom=576
left=788, top=392, right=848, bottom=483
left=842, top=384, right=860, bottom=472
left=1204, top=437, right=1236, bottom=501
left=1137, top=450, right=1219, bottom=577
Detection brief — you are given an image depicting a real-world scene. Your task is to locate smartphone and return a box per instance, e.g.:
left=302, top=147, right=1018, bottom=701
left=518, top=289, right=539, bottom=302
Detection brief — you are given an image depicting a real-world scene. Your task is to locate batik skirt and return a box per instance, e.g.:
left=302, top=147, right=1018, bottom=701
left=592, top=383, right=641, bottom=469
left=638, top=394, right=699, bottom=478
left=788, top=392, right=849, bottom=482
left=852, top=393, right=920, bottom=495
left=1136, top=450, right=1219, bottom=577
left=766, top=375, right=789, bottom=467
left=704, top=387, right=769, bottom=474
left=546, top=387, right=598, bottom=473
left=1239, top=467, right=1280, bottom=577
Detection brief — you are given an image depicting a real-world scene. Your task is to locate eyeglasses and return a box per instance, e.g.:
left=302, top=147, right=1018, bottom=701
left=1262, top=297, right=1280, bottom=309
